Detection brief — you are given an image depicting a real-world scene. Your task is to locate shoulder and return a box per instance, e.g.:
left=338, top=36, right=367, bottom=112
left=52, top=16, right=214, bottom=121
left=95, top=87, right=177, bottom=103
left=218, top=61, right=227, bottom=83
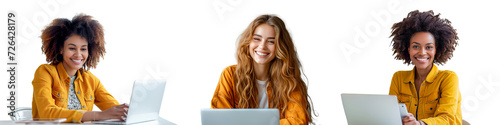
left=392, top=70, right=411, bottom=78
left=438, top=70, right=457, bottom=77
left=437, top=70, right=458, bottom=82
left=35, top=64, right=56, bottom=71
left=80, top=70, right=99, bottom=81
left=217, top=65, right=237, bottom=87
left=220, top=65, right=237, bottom=78
left=222, top=65, right=237, bottom=74
left=34, top=64, right=57, bottom=75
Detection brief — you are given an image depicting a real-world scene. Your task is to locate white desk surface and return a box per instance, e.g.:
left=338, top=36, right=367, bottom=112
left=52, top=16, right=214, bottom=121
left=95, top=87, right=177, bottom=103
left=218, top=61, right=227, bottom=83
left=0, top=117, right=175, bottom=125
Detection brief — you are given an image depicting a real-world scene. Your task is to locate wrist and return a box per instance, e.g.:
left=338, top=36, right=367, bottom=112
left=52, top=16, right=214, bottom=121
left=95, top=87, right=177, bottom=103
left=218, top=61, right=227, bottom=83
left=418, top=120, right=426, bottom=125
left=94, top=111, right=101, bottom=121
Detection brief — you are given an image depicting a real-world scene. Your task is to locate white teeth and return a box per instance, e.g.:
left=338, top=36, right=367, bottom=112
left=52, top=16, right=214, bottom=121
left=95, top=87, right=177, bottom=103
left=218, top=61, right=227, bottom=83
left=417, top=58, right=428, bottom=61
left=71, top=59, right=81, bottom=62
left=256, top=52, right=268, bottom=56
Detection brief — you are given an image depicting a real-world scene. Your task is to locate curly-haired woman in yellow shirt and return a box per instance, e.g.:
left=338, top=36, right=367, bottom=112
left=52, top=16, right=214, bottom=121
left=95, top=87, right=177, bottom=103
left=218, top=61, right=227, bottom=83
left=389, top=10, right=461, bottom=125
left=32, top=14, right=127, bottom=123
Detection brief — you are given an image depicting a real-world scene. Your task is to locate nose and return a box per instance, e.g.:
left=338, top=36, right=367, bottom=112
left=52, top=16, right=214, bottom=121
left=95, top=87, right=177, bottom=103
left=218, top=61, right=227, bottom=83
left=258, top=39, right=266, bottom=50
left=418, top=47, right=427, bottom=55
left=74, top=49, right=82, bottom=58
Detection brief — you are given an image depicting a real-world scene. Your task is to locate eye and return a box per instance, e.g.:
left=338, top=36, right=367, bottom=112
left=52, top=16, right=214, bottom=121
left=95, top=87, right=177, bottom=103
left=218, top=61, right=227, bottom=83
left=81, top=48, right=87, bottom=51
left=426, top=46, right=433, bottom=49
left=69, top=48, right=76, bottom=50
left=253, top=37, right=260, bottom=41
left=412, top=45, right=419, bottom=49
left=268, top=41, right=275, bottom=44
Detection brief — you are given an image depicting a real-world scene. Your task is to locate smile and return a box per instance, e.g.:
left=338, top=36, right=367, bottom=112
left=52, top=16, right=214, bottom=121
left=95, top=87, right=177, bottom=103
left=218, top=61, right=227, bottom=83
left=71, top=58, right=83, bottom=63
left=415, top=57, right=429, bottom=62
left=255, top=51, right=269, bottom=56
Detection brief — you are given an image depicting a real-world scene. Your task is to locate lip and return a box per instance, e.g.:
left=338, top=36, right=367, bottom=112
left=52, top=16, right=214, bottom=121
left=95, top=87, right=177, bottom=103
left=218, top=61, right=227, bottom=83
left=414, top=57, right=429, bottom=63
left=70, top=58, right=84, bottom=65
left=255, top=51, right=269, bottom=58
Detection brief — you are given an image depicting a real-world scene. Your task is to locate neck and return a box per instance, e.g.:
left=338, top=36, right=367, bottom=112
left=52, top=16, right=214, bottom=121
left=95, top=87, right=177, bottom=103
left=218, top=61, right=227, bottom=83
left=415, top=64, right=433, bottom=81
left=254, top=63, right=270, bottom=81
left=62, top=63, right=77, bottom=76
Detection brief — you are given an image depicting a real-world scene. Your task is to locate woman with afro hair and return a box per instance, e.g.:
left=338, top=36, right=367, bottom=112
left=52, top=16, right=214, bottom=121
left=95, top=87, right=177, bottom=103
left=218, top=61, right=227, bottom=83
left=389, top=10, right=461, bottom=125
left=32, top=14, right=128, bottom=123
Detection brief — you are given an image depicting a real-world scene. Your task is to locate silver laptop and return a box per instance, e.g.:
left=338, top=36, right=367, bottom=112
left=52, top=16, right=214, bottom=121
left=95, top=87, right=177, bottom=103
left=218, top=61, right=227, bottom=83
left=200, top=109, right=279, bottom=125
left=341, top=93, right=404, bottom=125
left=93, top=79, right=166, bottom=124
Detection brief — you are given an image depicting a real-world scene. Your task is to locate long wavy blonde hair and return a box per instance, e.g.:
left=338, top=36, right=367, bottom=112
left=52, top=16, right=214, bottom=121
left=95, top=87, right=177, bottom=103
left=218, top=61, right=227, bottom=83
left=235, top=14, right=314, bottom=123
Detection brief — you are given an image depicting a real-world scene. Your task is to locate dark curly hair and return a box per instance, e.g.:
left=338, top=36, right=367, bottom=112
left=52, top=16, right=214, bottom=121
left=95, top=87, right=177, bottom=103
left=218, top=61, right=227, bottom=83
left=41, top=14, right=106, bottom=71
left=390, top=10, right=458, bottom=65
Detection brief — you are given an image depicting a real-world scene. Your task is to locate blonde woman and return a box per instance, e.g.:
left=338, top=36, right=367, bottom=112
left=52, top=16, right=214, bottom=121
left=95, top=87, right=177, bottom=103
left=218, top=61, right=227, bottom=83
left=211, top=14, right=314, bottom=125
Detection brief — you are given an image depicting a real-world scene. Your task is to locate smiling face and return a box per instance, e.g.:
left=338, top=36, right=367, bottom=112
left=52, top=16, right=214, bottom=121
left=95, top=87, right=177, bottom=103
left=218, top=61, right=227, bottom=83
left=408, top=32, right=436, bottom=71
left=249, top=24, right=276, bottom=67
left=61, top=34, right=89, bottom=76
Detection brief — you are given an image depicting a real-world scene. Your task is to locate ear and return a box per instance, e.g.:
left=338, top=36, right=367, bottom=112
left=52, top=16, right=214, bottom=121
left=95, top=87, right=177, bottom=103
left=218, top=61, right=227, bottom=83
left=59, top=44, right=65, bottom=54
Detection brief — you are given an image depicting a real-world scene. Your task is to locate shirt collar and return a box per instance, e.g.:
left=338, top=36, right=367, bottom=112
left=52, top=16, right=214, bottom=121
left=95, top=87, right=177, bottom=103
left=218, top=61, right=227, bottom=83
left=56, top=63, right=83, bottom=82
left=405, top=63, right=439, bottom=84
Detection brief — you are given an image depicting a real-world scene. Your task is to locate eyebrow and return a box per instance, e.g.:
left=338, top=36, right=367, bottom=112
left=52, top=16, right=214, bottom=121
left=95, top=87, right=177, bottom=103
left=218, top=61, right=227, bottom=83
left=253, top=34, right=275, bottom=39
left=68, top=43, right=88, bottom=47
left=411, top=42, right=434, bottom=45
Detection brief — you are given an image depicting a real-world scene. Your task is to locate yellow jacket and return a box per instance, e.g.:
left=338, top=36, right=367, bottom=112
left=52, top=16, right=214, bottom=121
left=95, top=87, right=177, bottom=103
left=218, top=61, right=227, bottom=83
left=32, top=63, right=119, bottom=123
left=389, top=64, right=462, bottom=125
left=211, top=65, right=308, bottom=125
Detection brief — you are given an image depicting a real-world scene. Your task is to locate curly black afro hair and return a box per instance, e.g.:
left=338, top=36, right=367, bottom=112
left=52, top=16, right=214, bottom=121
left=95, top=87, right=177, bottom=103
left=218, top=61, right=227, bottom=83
left=390, top=10, right=458, bottom=65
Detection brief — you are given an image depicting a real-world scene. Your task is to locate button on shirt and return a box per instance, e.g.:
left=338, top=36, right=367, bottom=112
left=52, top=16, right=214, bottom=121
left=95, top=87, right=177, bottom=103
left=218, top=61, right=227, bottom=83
left=67, top=75, right=82, bottom=110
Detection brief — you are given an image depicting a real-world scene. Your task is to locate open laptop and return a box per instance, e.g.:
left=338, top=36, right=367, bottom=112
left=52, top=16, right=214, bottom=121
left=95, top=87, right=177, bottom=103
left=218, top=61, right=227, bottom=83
left=341, top=93, right=406, bottom=125
left=93, top=79, right=166, bottom=124
left=200, top=109, right=279, bottom=125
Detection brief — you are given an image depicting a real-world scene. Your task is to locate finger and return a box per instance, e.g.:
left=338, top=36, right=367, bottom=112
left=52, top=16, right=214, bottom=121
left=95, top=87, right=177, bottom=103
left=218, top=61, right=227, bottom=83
left=121, top=115, right=127, bottom=121
left=402, top=116, right=409, bottom=121
left=120, top=103, right=129, bottom=108
left=116, top=109, right=129, bottom=116
left=114, top=104, right=127, bottom=109
left=112, top=110, right=127, bottom=116
left=112, top=107, right=127, bottom=112
left=407, top=113, right=414, bottom=117
left=402, top=117, right=410, bottom=123
left=408, top=117, right=415, bottom=121
left=109, top=115, right=124, bottom=120
left=112, top=104, right=127, bottom=109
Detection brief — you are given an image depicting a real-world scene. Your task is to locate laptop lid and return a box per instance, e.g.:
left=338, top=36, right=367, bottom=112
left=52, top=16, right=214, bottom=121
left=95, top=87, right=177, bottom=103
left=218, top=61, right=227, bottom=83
left=126, top=79, right=166, bottom=124
left=200, top=109, right=279, bottom=125
left=341, top=93, right=402, bottom=125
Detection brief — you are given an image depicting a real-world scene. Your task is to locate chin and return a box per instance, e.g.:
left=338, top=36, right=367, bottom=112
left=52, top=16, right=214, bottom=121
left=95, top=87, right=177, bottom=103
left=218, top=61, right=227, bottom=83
left=72, top=66, right=83, bottom=70
left=415, top=64, right=431, bottom=69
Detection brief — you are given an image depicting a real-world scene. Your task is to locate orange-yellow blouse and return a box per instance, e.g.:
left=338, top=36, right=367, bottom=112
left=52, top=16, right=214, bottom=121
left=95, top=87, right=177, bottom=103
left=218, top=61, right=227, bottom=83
left=211, top=65, right=309, bottom=125
left=32, top=63, right=119, bottom=123
left=389, top=64, right=462, bottom=125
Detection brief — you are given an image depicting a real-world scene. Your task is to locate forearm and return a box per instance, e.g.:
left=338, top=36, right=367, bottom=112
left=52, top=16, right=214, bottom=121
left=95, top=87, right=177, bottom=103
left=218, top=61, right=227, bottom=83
left=81, top=111, right=101, bottom=122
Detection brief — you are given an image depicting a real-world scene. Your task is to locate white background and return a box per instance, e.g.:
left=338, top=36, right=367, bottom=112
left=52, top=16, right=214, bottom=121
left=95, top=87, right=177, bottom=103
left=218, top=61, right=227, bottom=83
left=1, top=0, right=499, bottom=124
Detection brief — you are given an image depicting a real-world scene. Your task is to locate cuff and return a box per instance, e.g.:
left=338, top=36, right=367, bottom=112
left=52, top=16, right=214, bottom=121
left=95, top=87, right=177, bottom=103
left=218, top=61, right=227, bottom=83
left=69, top=110, right=87, bottom=123
left=421, top=119, right=433, bottom=125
